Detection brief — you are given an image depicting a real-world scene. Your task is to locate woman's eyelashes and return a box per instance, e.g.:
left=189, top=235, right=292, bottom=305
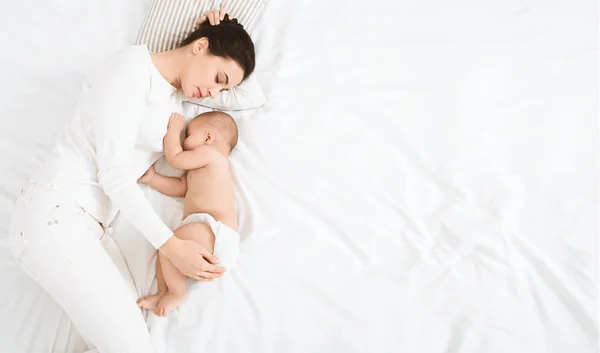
left=214, top=74, right=229, bottom=92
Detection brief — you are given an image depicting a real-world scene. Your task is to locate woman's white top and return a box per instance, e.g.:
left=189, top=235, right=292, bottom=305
left=33, top=45, right=178, bottom=249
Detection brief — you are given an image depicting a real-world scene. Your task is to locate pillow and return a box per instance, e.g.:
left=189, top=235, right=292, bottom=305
left=136, top=0, right=267, bottom=52
left=136, top=0, right=267, bottom=110
left=185, top=73, right=266, bottom=111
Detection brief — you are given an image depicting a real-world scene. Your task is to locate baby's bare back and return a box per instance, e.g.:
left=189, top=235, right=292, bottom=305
left=183, top=158, right=237, bottom=230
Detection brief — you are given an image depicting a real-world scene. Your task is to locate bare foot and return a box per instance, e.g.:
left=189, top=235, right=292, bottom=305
left=137, top=291, right=166, bottom=310
left=155, top=291, right=188, bottom=317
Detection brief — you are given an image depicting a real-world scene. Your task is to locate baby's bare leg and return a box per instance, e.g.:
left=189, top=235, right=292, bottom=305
left=154, top=252, right=187, bottom=317
left=156, top=222, right=215, bottom=316
left=137, top=255, right=167, bottom=310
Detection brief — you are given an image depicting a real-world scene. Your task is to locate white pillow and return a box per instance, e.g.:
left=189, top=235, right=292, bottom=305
left=187, top=73, right=266, bottom=111
left=136, top=0, right=267, bottom=110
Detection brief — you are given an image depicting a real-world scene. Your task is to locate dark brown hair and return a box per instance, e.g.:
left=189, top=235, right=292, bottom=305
left=180, top=15, right=255, bottom=81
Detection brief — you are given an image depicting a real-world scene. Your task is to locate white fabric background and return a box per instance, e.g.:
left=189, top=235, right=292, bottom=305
left=0, top=0, right=597, bottom=352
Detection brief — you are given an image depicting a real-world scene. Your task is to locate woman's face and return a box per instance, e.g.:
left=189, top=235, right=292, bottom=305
left=180, top=38, right=244, bottom=100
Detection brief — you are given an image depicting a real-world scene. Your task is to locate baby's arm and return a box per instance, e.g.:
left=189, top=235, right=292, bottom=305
left=138, top=165, right=187, bottom=197
left=163, top=113, right=216, bottom=170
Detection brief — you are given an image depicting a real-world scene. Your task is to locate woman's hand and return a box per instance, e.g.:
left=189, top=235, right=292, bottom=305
left=159, top=236, right=226, bottom=281
left=196, top=8, right=229, bottom=27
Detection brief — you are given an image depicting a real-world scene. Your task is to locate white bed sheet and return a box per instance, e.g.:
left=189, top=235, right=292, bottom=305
left=0, top=0, right=598, bottom=352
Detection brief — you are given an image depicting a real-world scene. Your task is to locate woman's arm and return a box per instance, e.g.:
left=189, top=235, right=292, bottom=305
left=91, top=49, right=224, bottom=279
left=92, top=52, right=173, bottom=249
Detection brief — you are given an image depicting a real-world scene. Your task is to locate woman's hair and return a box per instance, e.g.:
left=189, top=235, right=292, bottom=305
left=180, top=15, right=255, bottom=81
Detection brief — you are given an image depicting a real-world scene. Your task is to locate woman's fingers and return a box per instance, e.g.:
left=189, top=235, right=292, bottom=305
left=209, top=10, right=222, bottom=25
left=189, top=271, right=221, bottom=281
left=198, top=271, right=222, bottom=279
left=196, top=15, right=206, bottom=27
left=202, top=263, right=226, bottom=274
left=202, top=252, right=221, bottom=265
left=199, top=9, right=228, bottom=27
left=190, top=275, right=214, bottom=281
left=207, top=11, right=216, bottom=25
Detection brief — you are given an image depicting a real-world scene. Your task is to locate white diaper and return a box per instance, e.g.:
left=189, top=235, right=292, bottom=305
left=177, top=213, right=240, bottom=270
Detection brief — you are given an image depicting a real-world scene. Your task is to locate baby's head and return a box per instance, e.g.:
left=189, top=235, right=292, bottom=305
left=183, top=111, right=238, bottom=156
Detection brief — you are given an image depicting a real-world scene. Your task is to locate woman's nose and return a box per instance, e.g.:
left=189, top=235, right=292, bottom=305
left=209, top=88, right=218, bottom=99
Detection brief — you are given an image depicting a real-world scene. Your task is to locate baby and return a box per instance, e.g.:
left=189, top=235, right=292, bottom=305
left=137, top=111, right=240, bottom=316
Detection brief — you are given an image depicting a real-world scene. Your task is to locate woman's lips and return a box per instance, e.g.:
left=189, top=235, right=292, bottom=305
left=197, top=88, right=203, bottom=98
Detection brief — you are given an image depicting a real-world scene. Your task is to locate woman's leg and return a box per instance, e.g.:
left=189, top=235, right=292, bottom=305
left=8, top=187, right=155, bottom=353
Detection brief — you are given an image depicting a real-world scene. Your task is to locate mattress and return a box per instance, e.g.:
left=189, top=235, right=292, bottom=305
left=0, top=0, right=598, bottom=352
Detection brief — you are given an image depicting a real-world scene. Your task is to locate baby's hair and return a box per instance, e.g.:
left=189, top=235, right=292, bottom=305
left=190, top=111, right=238, bottom=150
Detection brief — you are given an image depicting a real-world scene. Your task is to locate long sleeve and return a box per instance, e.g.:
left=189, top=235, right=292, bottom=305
left=185, top=73, right=266, bottom=110
left=91, top=54, right=173, bottom=249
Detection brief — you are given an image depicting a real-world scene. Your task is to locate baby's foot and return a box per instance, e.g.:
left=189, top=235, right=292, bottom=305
left=155, top=291, right=188, bottom=317
left=137, top=291, right=166, bottom=310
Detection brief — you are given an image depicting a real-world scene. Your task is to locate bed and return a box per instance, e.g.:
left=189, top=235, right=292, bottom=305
left=0, top=0, right=597, bottom=352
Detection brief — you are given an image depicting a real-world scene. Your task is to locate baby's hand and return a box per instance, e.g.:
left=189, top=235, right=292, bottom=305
left=168, top=113, right=185, bottom=132
left=138, top=165, right=156, bottom=184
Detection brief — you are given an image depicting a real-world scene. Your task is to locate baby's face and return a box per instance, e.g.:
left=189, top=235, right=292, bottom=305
left=182, top=125, right=209, bottom=151
left=182, top=120, right=230, bottom=155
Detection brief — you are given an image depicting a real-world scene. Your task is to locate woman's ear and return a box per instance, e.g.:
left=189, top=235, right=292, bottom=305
left=192, top=37, right=209, bottom=54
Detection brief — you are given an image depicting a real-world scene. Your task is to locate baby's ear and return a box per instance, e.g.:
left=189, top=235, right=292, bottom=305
left=205, top=131, right=215, bottom=144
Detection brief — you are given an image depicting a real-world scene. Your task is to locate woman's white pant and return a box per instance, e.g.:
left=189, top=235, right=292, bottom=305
left=7, top=184, right=155, bottom=353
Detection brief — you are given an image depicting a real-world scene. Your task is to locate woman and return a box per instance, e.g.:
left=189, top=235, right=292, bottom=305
left=7, top=8, right=254, bottom=353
